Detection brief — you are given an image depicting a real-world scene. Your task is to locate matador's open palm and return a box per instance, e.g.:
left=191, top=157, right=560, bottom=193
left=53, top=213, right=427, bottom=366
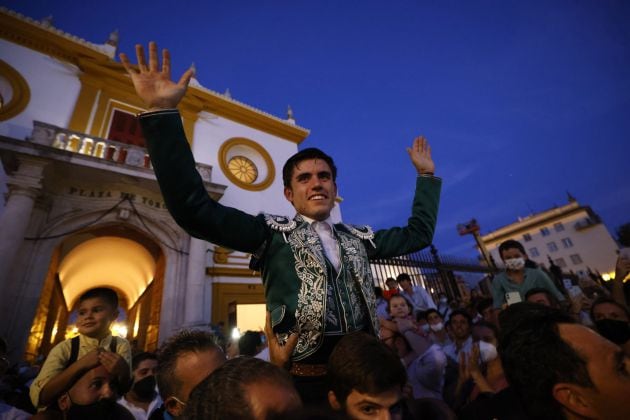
left=119, top=41, right=194, bottom=111
left=407, top=135, right=436, bottom=175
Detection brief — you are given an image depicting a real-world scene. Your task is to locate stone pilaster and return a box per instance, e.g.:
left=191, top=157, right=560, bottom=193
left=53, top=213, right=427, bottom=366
left=183, top=237, right=211, bottom=326
left=0, top=156, right=48, bottom=285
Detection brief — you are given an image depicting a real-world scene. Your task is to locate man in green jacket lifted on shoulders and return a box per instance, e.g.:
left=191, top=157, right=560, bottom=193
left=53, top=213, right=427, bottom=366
left=121, top=42, right=442, bottom=402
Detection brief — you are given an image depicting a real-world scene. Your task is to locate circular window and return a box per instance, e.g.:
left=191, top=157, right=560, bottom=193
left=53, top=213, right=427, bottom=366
left=0, top=60, right=30, bottom=121
left=218, top=138, right=275, bottom=191
left=228, top=155, right=258, bottom=184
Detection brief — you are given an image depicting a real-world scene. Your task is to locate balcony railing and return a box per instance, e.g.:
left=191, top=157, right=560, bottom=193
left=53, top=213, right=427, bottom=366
left=30, top=121, right=152, bottom=168
left=28, top=121, right=213, bottom=182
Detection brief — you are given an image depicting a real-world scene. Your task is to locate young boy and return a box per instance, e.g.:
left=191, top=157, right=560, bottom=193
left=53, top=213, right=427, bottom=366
left=30, top=287, right=131, bottom=410
left=383, top=277, right=400, bottom=301
left=327, top=332, right=408, bottom=419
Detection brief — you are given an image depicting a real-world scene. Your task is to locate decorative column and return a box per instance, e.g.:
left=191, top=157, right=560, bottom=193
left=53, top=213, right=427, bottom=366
left=183, top=237, right=210, bottom=326
left=0, top=156, right=48, bottom=285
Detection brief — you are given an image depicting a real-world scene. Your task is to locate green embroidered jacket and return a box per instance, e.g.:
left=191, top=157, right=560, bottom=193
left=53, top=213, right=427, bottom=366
left=139, top=110, right=442, bottom=361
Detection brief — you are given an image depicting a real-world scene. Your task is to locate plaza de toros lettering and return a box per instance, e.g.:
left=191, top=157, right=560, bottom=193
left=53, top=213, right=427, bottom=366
left=68, top=187, right=167, bottom=209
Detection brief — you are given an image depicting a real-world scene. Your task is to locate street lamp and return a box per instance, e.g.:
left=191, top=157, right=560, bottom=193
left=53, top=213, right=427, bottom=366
left=457, top=218, right=497, bottom=269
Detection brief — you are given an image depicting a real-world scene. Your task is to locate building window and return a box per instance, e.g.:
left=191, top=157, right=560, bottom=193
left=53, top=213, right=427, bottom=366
left=529, top=247, right=539, bottom=257
left=107, top=109, right=146, bottom=147
left=227, top=155, right=258, bottom=184
left=547, top=242, right=558, bottom=252
left=523, top=233, right=532, bottom=242
left=554, top=222, right=565, bottom=232
left=540, top=227, right=551, bottom=236
left=554, top=258, right=567, bottom=268
left=570, top=254, right=583, bottom=265
left=561, top=238, right=574, bottom=248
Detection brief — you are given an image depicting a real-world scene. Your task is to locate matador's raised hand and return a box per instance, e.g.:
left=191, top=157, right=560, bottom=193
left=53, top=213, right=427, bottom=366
left=407, top=135, right=436, bottom=176
left=119, top=41, right=194, bottom=111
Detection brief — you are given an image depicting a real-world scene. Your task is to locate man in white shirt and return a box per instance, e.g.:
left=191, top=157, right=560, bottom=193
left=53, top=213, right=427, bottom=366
left=442, top=310, right=474, bottom=362
left=397, top=273, right=437, bottom=317
left=118, top=352, right=161, bottom=420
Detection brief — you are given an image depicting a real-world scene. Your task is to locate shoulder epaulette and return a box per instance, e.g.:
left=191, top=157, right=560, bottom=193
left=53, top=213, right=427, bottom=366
left=264, top=213, right=298, bottom=232
left=339, top=223, right=375, bottom=241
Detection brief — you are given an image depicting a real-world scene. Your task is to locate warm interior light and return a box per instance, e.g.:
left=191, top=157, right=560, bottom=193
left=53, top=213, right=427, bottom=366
left=58, top=237, right=156, bottom=310
left=236, top=304, right=267, bottom=332
left=133, top=311, right=140, bottom=338
left=112, top=322, right=128, bottom=338
left=51, top=322, right=59, bottom=344
left=65, top=326, right=79, bottom=340
left=231, top=327, right=241, bottom=340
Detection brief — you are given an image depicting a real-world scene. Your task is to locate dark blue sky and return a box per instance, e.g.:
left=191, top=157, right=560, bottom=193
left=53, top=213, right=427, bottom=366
left=5, top=0, right=630, bottom=259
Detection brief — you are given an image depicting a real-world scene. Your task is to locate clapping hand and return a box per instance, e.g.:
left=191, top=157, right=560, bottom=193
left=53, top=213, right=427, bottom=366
left=120, top=41, right=195, bottom=111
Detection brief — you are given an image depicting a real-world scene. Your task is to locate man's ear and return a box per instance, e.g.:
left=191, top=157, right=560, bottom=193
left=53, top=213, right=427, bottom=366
left=164, top=396, right=186, bottom=417
left=327, top=390, right=342, bottom=410
left=284, top=186, right=293, bottom=203
left=58, top=393, right=71, bottom=411
left=552, top=383, right=596, bottom=419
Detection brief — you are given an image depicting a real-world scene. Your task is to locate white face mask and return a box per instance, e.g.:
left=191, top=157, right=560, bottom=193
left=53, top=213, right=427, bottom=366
left=439, top=298, right=448, bottom=304
left=478, top=340, right=498, bottom=363
left=504, top=257, right=525, bottom=270
left=430, top=322, right=444, bottom=332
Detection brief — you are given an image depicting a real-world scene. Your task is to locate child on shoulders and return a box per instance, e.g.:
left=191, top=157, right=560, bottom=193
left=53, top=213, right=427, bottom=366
left=30, top=287, right=131, bottom=410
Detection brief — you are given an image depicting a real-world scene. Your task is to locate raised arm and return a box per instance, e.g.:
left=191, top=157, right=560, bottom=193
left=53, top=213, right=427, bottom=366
left=119, top=42, right=194, bottom=111
left=368, top=136, right=441, bottom=259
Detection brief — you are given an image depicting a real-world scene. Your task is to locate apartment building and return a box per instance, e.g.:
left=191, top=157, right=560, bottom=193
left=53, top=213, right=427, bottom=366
left=479, top=196, right=619, bottom=279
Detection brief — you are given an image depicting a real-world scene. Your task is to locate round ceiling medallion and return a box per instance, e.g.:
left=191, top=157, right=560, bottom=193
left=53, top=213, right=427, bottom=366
left=219, top=138, right=275, bottom=191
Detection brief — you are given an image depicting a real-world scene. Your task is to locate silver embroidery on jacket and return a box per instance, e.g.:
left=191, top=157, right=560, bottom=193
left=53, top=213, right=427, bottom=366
left=287, top=223, right=379, bottom=360
left=337, top=231, right=379, bottom=335
left=287, top=223, right=328, bottom=360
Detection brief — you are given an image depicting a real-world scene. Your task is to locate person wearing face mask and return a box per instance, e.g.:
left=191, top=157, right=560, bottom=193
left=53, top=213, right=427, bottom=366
left=33, top=364, right=134, bottom=420
left=453, top=321, right=508, bottom=413
left=436, top=294, right=452, bottom=321
left=491, top=239, right=565, bottom=312
left=590, top=297, right=630, bottom=355
left=118, top=353, right=161, bottom=420
left=422, top=309, right=452, bottom=348
left=380, top=318, right=448, bottom=401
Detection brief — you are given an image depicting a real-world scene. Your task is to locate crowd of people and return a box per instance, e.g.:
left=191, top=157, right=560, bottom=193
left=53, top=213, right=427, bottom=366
left=0, top=245, right=628, bottom=419
left=2, top=41, right=629, bottom=419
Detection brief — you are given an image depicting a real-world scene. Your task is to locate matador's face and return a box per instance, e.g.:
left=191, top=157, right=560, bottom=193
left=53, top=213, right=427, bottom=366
left=284, top=158, right=337, bottom=221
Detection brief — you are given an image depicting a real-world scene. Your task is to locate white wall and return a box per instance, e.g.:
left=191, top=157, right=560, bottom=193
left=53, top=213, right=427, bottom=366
left=191, top=112, right=299, bottom=217
left=0, top=39, right=81, bottom=139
